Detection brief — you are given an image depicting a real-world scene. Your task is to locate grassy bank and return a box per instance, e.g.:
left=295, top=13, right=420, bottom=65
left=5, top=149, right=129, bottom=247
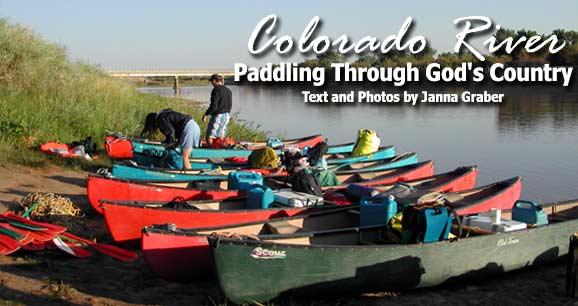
left=0, top=19, right=265, bottom=167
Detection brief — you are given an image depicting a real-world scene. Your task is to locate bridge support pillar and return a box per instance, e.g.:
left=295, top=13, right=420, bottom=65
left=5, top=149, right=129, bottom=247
left=173, top=76, right=180, bottom=95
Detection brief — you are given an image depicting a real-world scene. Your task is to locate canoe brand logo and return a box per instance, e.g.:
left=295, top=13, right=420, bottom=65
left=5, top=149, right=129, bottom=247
left=497, top=236, right=520, bottom=247
left=250, top=247, right=286, bottom=259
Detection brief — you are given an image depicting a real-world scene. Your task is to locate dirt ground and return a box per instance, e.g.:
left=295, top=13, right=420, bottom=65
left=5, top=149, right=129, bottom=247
left=0, top=165, right=577, bottom=306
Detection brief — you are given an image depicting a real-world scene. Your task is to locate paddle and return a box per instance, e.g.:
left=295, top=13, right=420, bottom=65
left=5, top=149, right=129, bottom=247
left=48, top=236, right=93, bottom=258
left=4, top=213, right=66, bottom=234
left=11, top=208, right=135, bottom=262
left=0, top=224, right=32, bottom=244
left=0, top=222, right=56, bottom=242
left=0, top=231, right=21, bottom=255
left=21, top=240, right=46, bottom=251
left=60, top=232, right=138, bottom=263
left=0, top=216, right=48, bottom=231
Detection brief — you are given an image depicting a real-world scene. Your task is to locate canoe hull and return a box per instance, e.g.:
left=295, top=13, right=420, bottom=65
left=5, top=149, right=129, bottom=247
left=110, top=164, right=229, bottom=181
left=141, top=166, right=479, bottom=281
left=326, top=161, right=436, bottom=190
left=102, top=202, right=315, bottom=243
left=86, top=175, right=244, bottom=214
left=210, top=219, right=574, bottom=304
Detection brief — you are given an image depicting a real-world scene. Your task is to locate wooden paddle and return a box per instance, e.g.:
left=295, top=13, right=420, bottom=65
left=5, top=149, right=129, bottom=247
left=60, top=232, right=138, bottom=263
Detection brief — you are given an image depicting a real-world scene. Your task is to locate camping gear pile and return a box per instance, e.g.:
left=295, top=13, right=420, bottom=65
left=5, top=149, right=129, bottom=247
left=5, top=129, right=578, bottom=304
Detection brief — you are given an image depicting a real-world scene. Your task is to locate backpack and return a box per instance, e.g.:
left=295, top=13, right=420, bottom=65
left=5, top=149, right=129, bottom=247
left=163, top=196, right=197, bottom=210
left=281, top=150, right=302, bottom=173
left=400, top=203, right=457, bottom=244
left=70, top=136, right=97, bottom=154
left=289, top=171, right=322, bottom=196
left=307, top=141, right=329, bottom=165
left=248, top=147, right=278, bottom=168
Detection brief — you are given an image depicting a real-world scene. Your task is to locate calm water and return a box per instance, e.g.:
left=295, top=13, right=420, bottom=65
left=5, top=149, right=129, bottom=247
left=139, top=84, right=578, bottom=204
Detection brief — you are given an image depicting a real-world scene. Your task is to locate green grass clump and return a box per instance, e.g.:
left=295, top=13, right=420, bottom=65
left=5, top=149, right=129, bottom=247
left=0, top=18, right=265, bottom=167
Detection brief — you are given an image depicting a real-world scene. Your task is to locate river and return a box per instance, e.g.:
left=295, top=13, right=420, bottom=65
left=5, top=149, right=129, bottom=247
left=139, top=84, right=578, bottom=204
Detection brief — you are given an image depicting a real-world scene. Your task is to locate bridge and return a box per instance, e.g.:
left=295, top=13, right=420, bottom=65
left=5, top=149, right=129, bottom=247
left=106, top=70, right=235, bottom=94
left=106, top=70, right=234, bottom=77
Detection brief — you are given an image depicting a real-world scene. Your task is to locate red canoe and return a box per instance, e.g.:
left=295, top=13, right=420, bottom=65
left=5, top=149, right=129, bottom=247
left=324, top=165, right=478, bottom=204
left=87, top=174, right=245, bottom=214
left=326, top=160, right=435, bottom=190
left=141, top=175, right=521, bottom=281
left=101, top=198, right=325, bottom=243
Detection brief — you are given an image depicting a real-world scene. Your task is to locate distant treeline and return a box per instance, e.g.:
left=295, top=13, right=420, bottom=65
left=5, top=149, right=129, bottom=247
left=298, top=28, right=578, bottom=68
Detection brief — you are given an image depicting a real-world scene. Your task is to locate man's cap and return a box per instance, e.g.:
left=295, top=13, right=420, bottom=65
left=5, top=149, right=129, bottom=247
left=209, top=74, right=223, bottom=81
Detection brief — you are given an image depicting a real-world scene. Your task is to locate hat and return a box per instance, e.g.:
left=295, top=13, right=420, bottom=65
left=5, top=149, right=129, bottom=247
left=209, top=74, right=223, bottom=82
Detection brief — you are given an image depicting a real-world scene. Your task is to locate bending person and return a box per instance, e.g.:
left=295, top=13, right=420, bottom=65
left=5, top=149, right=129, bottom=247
left=141, top=109, right=200, bottom=170
left=202, top=74, right=232, bottom=147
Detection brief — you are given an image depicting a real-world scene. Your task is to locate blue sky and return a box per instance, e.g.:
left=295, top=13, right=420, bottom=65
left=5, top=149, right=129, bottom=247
left=1, top=0, right=576, bottom=69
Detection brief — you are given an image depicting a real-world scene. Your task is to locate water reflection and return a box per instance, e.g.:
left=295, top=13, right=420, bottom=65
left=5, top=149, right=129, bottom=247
left=139, top=84, right=578, bottom=203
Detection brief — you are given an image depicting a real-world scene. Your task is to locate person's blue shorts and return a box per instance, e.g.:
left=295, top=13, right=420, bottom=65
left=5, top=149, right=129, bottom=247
left=179, top=119, right=201, bottom=150
left=207, top=112, right=230, bottom=139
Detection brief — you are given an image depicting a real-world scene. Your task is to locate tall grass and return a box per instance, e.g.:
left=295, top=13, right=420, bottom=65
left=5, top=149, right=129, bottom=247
left=0, top=18, right=265, bottom=167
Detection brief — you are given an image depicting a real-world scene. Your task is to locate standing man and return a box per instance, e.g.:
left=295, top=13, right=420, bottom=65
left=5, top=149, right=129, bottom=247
left=202, top=74, right=232, bottom=147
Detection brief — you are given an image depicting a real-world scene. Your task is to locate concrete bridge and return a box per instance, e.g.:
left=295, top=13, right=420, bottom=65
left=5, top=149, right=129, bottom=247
left=106, top=69, right=235, bottom=94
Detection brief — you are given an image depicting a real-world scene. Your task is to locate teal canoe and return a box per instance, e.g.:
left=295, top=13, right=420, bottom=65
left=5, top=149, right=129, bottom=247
left=110, top=164, right=229, bottom=182
left=110, top=149, right=402, bottom=182
left=209, top=199, right=578, bottom=304
left=112, top=134, right=355, bottom=160
left=129, top=141, right=358, bottom=169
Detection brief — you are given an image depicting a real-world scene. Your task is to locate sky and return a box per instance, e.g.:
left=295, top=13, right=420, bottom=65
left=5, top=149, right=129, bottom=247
left=0, top=0, right=576, bottom=70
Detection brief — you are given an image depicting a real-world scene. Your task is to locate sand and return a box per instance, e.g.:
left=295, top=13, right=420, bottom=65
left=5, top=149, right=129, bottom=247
left=0, top=165, right=576, bottom=306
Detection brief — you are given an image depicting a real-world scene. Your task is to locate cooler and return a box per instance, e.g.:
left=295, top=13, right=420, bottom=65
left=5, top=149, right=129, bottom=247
left=463, top=214, right=527, bottom=233
left=273, top=189, right=323, bottom=207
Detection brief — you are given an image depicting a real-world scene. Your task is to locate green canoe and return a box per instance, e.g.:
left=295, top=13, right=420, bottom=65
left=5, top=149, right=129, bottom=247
left=209, top=199, right=578, bottom=304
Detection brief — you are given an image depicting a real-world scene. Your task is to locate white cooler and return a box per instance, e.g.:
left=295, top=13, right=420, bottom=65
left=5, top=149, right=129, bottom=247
left=463, top=214, right=527, bottom=233
left=273, top=189, right=324, bottom=207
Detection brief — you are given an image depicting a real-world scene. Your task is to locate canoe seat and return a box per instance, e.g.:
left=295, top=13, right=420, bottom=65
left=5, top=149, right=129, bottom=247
left=266, top=221, right=306, bottom=234
left=355, top=172, right=377, bottom=181
left=189, top=203, right=218, bottom=210
left=442, top=193, right=467, bottom=209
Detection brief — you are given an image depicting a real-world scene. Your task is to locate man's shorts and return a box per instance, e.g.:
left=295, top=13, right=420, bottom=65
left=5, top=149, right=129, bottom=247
left=207, top=112, right=230, bottom=139
left=179, top=119, right=201, bottom=150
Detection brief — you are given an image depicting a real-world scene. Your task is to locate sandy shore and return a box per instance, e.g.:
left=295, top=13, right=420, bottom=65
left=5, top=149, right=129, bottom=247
left=0, top=165, right=576, bottom=306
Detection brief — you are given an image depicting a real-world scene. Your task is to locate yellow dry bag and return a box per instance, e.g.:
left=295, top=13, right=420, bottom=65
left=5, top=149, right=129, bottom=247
left=351, top=129, right=380, bottom=157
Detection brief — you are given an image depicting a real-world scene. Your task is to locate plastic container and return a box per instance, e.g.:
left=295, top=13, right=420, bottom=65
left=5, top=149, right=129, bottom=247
left=227, top=172, right=263, bottom=190
left=360, top=195, right=397, bottom=227
left=463, top=214, right=527, bottom=232
left=421, top=207, right=452, bottom=243
left=512, top=200, right=548, bottom=226
left=267, top=137, right=284, bottom=149
left=246, top=185, right=275, bottom=209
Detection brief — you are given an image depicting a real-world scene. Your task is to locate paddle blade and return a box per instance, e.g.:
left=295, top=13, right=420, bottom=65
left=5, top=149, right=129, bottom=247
left=49, top=237, right=93, bottom=258
left=60, top=232, right=138, bottom=263
left=0, top=233, right=21, bottom=255
left=4, top=213, right=66, bottom=234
